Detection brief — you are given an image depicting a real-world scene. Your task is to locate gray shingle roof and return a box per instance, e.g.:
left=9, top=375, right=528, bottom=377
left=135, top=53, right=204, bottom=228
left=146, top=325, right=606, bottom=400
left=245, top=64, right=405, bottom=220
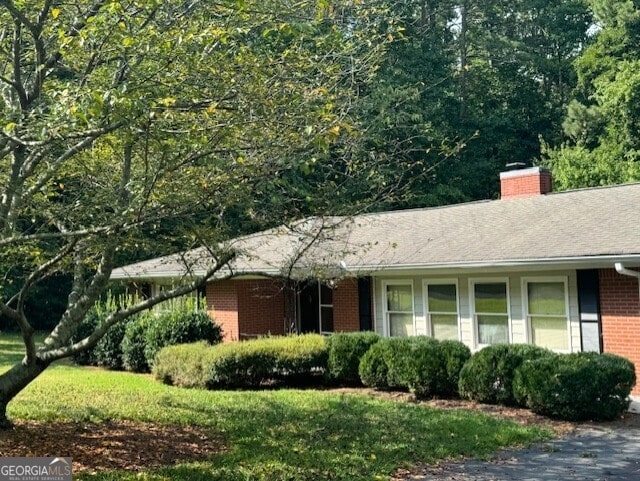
left=110, top=182, right=640, bottom=280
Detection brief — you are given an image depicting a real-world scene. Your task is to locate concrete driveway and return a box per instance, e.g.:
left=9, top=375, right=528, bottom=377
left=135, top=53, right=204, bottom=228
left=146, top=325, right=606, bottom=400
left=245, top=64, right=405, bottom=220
left=409, top=412, right=640, bottom=481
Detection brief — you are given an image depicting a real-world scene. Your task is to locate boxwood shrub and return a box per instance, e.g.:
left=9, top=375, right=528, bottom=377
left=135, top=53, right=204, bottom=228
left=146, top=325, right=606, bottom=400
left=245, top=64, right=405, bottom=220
left=144, top=309, right=223, bottom=367
left=458, top=344, right=554, bottom=406
left=358, top=340, right=393, bottom=390
left=206, top=334, right=328, bottom=388
left=72, top=301, right=130, bottom=370
left=327, top=332, right=380, bottom=385
left=438, top=340, right=472, bottom=397
left=153, top=341, right=216, bottom=388
left=513, top=352, right=636, bottom=421
left=121, top=313, right=154, bottom=373
left=359, top=337, right=470, bottom=398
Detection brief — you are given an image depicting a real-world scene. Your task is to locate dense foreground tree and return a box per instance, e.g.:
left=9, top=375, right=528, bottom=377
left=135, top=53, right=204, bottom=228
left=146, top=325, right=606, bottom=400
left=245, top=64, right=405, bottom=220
left=0, top=0, right=399, bottom=427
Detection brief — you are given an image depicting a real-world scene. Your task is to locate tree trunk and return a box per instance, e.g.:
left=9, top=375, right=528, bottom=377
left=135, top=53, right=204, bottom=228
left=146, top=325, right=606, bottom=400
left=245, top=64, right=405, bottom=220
left=459, top=2, right=468, bottom=122
left=0, top=360, right=48, bottom=429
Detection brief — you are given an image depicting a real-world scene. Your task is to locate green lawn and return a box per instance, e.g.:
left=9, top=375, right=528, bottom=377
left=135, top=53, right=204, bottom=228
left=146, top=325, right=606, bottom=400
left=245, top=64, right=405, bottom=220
left=1, top=333, right=551, bottom=480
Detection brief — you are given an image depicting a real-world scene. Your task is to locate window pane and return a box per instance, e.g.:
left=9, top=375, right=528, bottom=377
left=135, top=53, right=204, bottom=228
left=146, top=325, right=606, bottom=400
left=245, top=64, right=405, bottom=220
left=477, top=314, right=508, bottom=344
left=320, top=284, right=333, bottom=305
left=531, top=316, right=568, bottom=350
left=428, top=284, right=457, bottom=313
left=528, top=282, right=566, bottom=316
left=474, top=283, right=508, bottom=313
left=389, top=313, right=413, bottom=337
left=386, top=285, right=413, bottom=312
left=320, top=306, right=334, bottom=333
left=431, top=314, right=458, bottom=340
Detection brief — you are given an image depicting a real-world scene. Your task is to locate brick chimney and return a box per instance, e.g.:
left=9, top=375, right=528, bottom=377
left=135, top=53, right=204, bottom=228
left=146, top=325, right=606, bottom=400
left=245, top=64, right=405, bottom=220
left=500, top=166, right=553, bottom=199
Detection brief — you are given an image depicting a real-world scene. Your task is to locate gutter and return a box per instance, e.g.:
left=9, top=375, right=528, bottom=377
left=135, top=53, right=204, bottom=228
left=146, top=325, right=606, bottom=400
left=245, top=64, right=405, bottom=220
left=615, top=263, right=640, bottom=300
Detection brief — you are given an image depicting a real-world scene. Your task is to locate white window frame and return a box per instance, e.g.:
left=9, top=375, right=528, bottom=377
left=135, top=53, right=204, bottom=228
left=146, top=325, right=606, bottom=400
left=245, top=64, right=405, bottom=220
left=422, top=279, right=461, bottom=341
left=382, top=280, right=415, bottom=337
left=318, top=283, right=334, bottom=335
left=469, top=277, right=511, bottom=349
left=521, top=276, right=571, bottom=352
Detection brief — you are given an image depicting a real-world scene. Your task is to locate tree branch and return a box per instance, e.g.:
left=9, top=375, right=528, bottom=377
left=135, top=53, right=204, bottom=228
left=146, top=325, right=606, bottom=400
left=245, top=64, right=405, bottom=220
left=39, top=251, right=236, bottom=363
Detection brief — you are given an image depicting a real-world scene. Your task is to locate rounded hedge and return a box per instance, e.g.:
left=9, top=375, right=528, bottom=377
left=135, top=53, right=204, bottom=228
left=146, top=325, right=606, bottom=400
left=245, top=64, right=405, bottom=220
left=327, top=332, right=380, bottom=385
left=144, top=309, right=223, bottom=367
left=359, top=337, right=470, bottom=399
left=206, top=334, right=328, bottom=389
left=122, top=313, right=154, bottom=373
left=458, top=344, right=554, bottom=406
left=153, top=341, right=216, bottom=388
left=438, top=340, right=472, bottom=397
left=397, top=337, right=443, bottom=399
left=513, top=352, right=636, bottom=421
left=93, top=320, right=128, bottom=370
left=358, top=340, right=393, bottom=390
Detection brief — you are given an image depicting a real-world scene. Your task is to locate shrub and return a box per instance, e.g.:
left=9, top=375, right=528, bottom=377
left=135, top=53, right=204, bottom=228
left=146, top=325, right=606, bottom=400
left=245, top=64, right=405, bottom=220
left=206, top=334, right=328, bottom=388
left=359, top=337, right=469, bottom=398
left=71, top=310, right=99, bottom=366
left=513, top=352, right=636, bottom=421
left=122, top=313, right=154, bottom=373
left=358, top=341, right=392, bottom=390
left=397, top=337, right=443, bottom=399
left=438, top=340, right=472, bottom=397
left=458, top=344, right=553, bottom=405
left=144, top=309, right=222, bottom=367
left=327, top=332, right=380, bottom=385
left=93, top=319, right=128, bottom=370
left=153, top=342, right=216, bottom=388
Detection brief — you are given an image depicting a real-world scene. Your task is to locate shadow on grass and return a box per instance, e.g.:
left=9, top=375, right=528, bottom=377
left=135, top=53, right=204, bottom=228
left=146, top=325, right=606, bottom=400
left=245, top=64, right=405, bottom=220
left=72, top=391, right=550, bottom=481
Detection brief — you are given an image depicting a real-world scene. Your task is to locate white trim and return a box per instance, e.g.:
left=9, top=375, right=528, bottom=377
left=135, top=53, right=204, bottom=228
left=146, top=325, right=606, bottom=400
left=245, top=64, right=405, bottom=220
left=111, top=255, right=640, bottom=280
left=469, top=277, right=511, bottom=349
left=382, top=279, right=415, bottom=337
left=521, top=276, right=571, bottom=352
left=422, top=278, right=461, bottom=341
left=318, top=283, right=334, bottom=335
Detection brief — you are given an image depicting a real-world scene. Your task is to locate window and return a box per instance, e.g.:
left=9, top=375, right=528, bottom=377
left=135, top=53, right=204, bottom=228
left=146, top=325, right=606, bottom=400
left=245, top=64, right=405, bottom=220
left=471, top=280, right=509, bottom=345
left=525, top=279, right=569, bottom=351
left=319, top=283, right=334, bottom=334
left=384, top=281, right=414, bottom=337
left=424, top=281, right=459, bottom=340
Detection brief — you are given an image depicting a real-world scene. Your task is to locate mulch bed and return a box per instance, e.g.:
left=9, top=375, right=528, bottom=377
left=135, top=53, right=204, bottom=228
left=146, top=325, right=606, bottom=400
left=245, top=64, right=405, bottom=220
left=0, top=420, right=224, bottom=473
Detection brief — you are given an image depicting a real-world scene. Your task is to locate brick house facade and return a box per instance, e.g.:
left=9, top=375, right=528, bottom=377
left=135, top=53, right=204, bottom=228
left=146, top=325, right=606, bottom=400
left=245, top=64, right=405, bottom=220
left=599, top=269, right=640, bottom=395
left=113, top=166, right=640, bottom=397
left=206, top=278, right=363, bottom=342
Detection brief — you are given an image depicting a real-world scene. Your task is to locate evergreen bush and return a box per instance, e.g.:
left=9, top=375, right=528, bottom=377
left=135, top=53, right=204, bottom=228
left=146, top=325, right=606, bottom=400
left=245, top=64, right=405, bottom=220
left=458, top=344, right=553, bottom=405
left=144, top=309, right=222, bottom=367
left=327, top=332, right=380, bottom=385
left=513, top=352, right=636, bottom=421
left=207, top=334, right=328, bottom=388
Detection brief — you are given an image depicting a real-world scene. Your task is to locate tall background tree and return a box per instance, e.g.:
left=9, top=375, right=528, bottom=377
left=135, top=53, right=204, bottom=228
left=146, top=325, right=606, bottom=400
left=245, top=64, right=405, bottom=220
left=543, top=0, right=640, bottom=189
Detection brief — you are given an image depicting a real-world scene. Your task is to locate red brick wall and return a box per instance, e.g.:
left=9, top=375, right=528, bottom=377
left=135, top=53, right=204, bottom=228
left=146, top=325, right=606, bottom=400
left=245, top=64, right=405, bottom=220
left=599, top=268, right=640, bottom=395
left=500, top=169, right=552, bottom=199
left=206, top=280, right=239, bottom=342
left=333, top=279, right=360, bottom=332
left=237, top=279, right=286, bottom=338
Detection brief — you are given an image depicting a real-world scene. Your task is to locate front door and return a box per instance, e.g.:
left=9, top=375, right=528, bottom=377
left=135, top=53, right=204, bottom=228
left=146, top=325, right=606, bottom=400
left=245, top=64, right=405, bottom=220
left=299, top=282, right=320, bottom=333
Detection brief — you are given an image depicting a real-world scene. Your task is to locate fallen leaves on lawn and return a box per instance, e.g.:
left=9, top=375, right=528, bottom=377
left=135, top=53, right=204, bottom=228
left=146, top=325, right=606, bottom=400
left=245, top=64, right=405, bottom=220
left=0, top=420, right=224, bottom=473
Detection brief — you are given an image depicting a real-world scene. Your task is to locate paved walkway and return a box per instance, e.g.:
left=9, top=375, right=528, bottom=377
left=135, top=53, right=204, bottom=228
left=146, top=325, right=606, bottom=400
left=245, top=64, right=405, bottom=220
left=411, top=414, right=640, bottom=481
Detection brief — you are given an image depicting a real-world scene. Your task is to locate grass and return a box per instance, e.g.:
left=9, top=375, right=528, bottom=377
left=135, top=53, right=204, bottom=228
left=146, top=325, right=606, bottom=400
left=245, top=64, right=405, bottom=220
left=1, top=333, right=552, bottom=480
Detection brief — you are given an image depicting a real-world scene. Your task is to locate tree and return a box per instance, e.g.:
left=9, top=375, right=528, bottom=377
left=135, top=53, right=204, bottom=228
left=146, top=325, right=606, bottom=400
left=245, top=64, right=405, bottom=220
left=0, top=0, right=397, bottom=427
left=543, top=0, right=640, bottom=189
